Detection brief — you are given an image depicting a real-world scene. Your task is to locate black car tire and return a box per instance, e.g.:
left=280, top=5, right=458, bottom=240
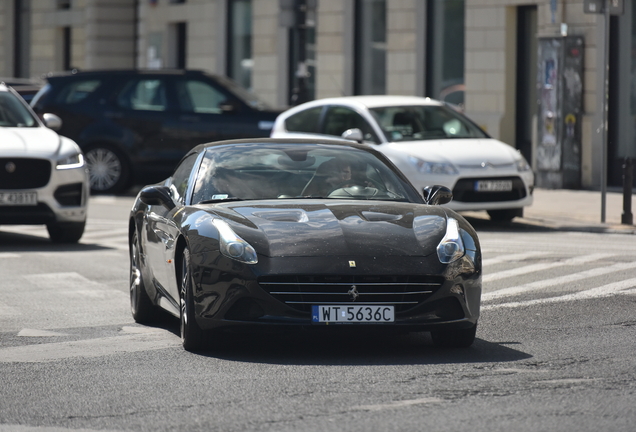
left=130, top=229, right=155, bottom=323
left=84, top=144, right=130, bottom=194
left=430, top=323, right=477, bottom=348
left=46, top=221, right=85, bottom=243
left=487, top=208, right=523, bottom=223
left=180, top=247, right=205, bottom=351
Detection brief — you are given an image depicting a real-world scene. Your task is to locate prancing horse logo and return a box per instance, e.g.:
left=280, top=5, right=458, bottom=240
left=348, top=285, right=359, bottom=301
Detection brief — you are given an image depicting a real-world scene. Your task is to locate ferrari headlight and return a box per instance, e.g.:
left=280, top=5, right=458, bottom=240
left=213, top=219, right=258, bottom=264
left=437, top=218, right=465, bottom=264
left=408, top=156, right=458, bottom=175
left=56, top=152, right=84, bottom=170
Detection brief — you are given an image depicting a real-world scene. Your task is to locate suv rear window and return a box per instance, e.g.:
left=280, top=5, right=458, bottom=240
left=55, top=79, right=102, bottom=104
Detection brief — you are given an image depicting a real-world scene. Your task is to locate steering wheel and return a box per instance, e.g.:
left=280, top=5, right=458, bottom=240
left=327, top=185, right=381, bottom=198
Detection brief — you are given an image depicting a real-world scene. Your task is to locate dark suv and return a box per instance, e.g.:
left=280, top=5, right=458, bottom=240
left=31, top=69, right=281, bottom=194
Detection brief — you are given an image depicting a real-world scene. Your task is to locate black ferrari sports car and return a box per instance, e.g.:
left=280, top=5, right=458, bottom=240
left=129, top=138, right=482, bottom=351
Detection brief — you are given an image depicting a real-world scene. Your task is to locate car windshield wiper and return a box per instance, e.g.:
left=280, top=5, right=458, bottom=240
left=198, top=196, right=245, bottom=204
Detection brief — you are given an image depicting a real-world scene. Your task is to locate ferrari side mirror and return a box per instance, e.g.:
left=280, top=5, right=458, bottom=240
left=139, top=186, right=176, bottom=210
left=423, top=185, right=453, bottom=205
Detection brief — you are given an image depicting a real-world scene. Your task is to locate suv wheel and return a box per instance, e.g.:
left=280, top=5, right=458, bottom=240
left=85, top=144, right=130, bottom=194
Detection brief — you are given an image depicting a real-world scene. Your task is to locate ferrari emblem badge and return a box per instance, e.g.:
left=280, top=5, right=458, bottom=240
left=348, top=285, right=359, bottom=301
left=349, top=260, right=356, bottom=268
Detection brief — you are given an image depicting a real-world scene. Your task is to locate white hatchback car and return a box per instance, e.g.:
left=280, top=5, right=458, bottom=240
left=0, top=84, right=88, bottom=242
left=271, top=96, right=534, bottom=222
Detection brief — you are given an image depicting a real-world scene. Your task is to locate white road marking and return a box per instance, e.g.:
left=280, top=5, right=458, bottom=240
left=483, top=253, right=614, bottom=283
left=18, top=329, right=69, bottom=337
left=0, top=425, right=123, bottom=432
left=0, top=330, right=179, bottom=363
left=353, top=397, right=444, bottom=412
left=482, top=251, right=550, bottom=266
left=483, top=261, right=636, bottom=301
left=483, top=277, right=636, bottom=310
left=0, top=252, right=20, bottom=258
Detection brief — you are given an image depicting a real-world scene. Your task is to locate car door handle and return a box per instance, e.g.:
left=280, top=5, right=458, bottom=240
left=103, top=111, right=124, bottom=119
left=179, top=115, right=200, bottom=122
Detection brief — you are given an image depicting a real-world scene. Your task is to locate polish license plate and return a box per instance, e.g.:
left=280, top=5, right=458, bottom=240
left=312, top=305, right=395, bottom=323
left=475, top=180, right=513, bottom=192
left=0, top=191, right=37, bottom=206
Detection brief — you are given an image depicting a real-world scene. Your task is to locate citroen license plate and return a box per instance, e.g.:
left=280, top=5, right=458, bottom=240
left=312, top=305, right=394, bottom=323
left=0, top=192, right=37, bottom=206
left=475, top=180, right=512, bottom=192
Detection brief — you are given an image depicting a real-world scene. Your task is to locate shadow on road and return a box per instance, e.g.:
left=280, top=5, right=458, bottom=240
left=178, top=327, right=532, bottom=366
left=0, top=231, right=113, bottom=252
left=461, top=215, right=556, bottom=234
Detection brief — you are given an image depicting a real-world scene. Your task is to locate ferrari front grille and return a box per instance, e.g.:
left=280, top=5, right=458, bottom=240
left=257, top=274, right=445, bottom=313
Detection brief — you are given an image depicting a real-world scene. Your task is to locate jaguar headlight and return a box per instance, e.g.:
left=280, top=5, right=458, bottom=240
left=56, top=152, right=84, bottom=170
left=408, top=156, right=458, bottom=175
left=213, top=219, right=258, bottom=264
left=437, top=217, right=465, bottom=264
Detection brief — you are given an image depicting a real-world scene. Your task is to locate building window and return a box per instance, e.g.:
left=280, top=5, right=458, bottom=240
left=288, top=3, right=316, bottom=105
left=168, top=22, right=187, bottom=69
left=354, top=0, right=386, bottom=95
left=227, top=0, right=252, bottom=91
left=57, top=0, right=71, bottom=9
left=426, top=0, right=465, bottom=106
left=62, top=27, right=72, bottom=71
left=13, top=0, right=31, bottom=77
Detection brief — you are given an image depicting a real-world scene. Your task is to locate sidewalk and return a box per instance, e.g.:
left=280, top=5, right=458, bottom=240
left=462, top=188, right=636, bottom=235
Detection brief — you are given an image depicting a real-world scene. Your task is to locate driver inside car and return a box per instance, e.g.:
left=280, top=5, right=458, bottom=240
left=302, top=158, right=353, bottom=197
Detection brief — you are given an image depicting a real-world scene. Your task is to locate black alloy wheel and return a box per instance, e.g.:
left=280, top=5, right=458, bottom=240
left=85, top=144, right=130, bottom=194
left=430, top=323, right=477, bottom=348
left=46, top=220, right=86, bottom=243
left=180, top=247, right=204, bottom=351
left=487, top=208, right=523, bottom=223
left=130, top=229, right=155, bottom=323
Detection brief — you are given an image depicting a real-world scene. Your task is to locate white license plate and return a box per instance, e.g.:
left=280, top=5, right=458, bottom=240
left=312, top=305, right=395, bottom=323
left=475, top=180, right=513, bottom=192
left=0, top=191, right=37, bottom=206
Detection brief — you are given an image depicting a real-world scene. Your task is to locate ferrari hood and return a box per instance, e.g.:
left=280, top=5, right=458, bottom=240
left=209, top=201, right=448, bottom=258
left=383, top=138, right=518, bottom=166
left=0, top=127, right=61, bottom=157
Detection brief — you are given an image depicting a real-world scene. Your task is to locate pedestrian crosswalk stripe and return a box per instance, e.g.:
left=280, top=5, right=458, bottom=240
left=483, top=277, right=636, bottom=310
left=483, top=253, right=614, bottom=283
left=483, top=260, right=636, bottom=301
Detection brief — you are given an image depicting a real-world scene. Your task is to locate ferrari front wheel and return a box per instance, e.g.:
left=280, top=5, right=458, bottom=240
left=180, top=247, right=204, bottom=351
left=130, top=230, right=155, bottom=323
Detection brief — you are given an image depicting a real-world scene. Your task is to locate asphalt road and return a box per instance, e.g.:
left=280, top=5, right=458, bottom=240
left=0, top=196, right=634, bottom=432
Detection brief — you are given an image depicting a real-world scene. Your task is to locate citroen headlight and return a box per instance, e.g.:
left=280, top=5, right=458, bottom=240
left=213, top=219, right=258, bottom=264
left=437, top=218, right=465, bottom=264
left=515, top=155, right=531, bottom=172
left=56, top=152, right=84, bottom=170
left=408, top=156, right=458, bottom=175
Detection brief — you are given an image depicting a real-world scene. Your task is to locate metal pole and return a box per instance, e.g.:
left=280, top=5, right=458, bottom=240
left=622, top=157, right=633, bottom=225
left=601, top=0, right=610, bottom=223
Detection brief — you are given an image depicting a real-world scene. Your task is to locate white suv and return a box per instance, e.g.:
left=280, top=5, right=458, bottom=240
left=0, top=84, right=88, bottom=243
left=271, top=95, right=534, bottom=222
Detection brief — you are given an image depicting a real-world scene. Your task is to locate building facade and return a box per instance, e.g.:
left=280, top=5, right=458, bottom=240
left=1, top=0, right=634, bottom=190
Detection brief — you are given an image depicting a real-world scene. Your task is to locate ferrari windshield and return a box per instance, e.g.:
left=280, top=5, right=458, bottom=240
left=191, top=142, right=421, bottom=203
left=369, top=105, right=488, bottom=142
